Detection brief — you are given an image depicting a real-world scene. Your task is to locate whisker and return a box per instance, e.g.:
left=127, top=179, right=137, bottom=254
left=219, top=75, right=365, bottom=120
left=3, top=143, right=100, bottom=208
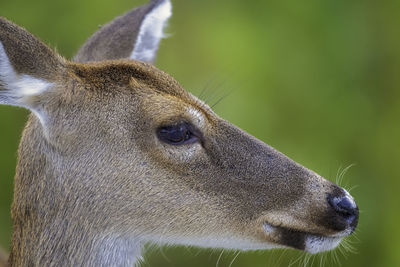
left=337, top=163, right=356, bottom=188
left=347, top=184, right=359, bottom=193
left=203, top=79, right=227, bottom=105
left=194, top=247, right=203, bottom=257
left=310, top=254, right=316, bottom=267
left=210, top=91, right=232, bottom=109
left=332, top=248, right=342, bottom=266
left=288, top=251, right=304, bottom=267
left=335, top=165, right=343, bottom=186
left=275, top=249, right=287, bottom=266
left=228, top=251, right=240, bottom=267
left=302, top=253, right=311, bottom=267
left=215, top=249, right=224, bottom=267
left=319, top=253, right=324, bottom=267
left=159, top=246, right=171, bottom=263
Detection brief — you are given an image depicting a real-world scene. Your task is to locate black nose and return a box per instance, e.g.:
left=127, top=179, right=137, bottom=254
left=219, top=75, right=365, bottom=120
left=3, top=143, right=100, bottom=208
left=328, top=194, right=359, bottom=229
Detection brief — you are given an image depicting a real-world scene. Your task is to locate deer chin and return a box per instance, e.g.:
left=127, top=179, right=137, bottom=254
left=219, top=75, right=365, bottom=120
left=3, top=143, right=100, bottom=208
left=262, top=222, right=347, bottom=254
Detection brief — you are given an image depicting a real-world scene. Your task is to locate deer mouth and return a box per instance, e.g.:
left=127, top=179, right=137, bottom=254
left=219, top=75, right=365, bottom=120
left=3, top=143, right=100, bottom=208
left=262, top=222, right=345, bottom=253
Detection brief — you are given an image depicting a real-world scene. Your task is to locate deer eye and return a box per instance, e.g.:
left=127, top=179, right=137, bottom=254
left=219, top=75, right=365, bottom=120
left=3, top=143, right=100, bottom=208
left=157, top=122, right=198, bottom=145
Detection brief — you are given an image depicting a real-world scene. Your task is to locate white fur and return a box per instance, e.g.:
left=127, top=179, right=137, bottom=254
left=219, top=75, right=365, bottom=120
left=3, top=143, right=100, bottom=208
left=146, top=233, right=283, bottom=252
left=0, top=42, right=52, bottom=124
left=91, top=234, right=143, bottom=267
left=186, top=106, right=206, bottom=128
left=305, top=235, right=342, bottom=254
left=13, top=76, right=50, bottom=97
left=262, top=223, right=276, bottom=234
left=92, top=232, right=282, bottom=267
left=130, top=0, right=172, bottom=63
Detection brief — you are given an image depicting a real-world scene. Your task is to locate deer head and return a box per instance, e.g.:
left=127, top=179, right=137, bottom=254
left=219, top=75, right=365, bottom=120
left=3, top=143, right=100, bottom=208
left=0, top=0, right=358, bottom=266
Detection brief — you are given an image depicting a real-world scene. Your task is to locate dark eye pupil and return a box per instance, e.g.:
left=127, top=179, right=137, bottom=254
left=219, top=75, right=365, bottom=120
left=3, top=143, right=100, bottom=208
left=158, top=123, right=194, bottom=145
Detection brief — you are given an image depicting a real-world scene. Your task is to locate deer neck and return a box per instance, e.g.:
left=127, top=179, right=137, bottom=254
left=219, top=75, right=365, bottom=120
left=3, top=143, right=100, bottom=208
left=10, top=223, right=143, bottom=266
left=9, top=116, right=144, bottom=266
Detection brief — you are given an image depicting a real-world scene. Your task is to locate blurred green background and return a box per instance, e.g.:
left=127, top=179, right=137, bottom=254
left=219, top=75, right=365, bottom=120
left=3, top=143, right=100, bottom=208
left=0, top=0, right=399, bottom=266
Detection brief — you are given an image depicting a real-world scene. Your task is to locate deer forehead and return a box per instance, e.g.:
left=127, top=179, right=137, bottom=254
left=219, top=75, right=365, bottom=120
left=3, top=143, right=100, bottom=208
left=69, top=60, right=185, bottom=95
left=67, top=61, right=212, bottom=130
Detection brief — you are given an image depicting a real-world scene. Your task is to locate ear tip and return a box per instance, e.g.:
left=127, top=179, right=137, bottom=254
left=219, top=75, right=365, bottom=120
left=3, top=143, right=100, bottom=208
left=150, top=0, right=172, bottom=14
left=0, top=16, right=8, bottom=24
left=152, top=0, right=172, bottom=16
left=0, top=17, right=15, bottom=37
left=152, top=0, right=171, bottom=5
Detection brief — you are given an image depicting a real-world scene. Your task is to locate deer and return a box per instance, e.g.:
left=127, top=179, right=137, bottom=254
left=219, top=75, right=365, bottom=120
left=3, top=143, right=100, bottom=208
left=0, top=0, right=359, bottom=266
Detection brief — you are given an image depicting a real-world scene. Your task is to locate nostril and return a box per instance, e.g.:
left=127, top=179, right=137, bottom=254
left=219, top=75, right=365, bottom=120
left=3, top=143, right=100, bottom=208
left=337, top=197, right=355, bottom=215
left=328, top=195, right=358, bottom=217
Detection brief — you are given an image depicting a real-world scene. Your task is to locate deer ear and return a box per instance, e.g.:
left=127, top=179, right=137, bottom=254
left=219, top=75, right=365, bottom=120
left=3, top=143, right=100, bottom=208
left=73, top=0, right=172, bottom=64
left=0, top=17, right=64, bottom=123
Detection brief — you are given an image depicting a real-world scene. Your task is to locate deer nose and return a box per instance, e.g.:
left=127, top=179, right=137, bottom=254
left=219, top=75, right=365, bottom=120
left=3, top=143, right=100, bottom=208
left=328, top=194, right=359, bottom=229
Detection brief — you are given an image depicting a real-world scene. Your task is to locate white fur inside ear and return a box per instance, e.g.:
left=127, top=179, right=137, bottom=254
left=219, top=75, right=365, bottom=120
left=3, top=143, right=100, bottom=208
left=130, top=0, right=172, bottom=63
left=0, top=42, right=52, bottom=124
left=8, top=75, right=52, bottom=101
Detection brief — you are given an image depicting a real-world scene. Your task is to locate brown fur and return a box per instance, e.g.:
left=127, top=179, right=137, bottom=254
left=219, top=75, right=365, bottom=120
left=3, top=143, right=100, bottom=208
left=0, top=1, right=358, bottom=266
